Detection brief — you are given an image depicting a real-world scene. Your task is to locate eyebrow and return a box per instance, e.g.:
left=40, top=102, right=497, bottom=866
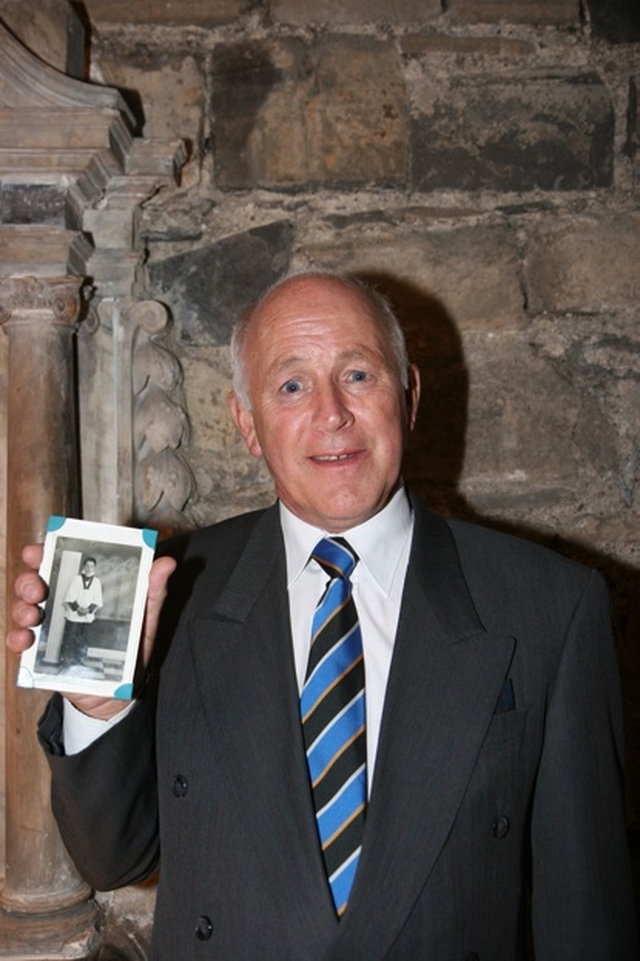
left=268, top=348, right=381, bottom=377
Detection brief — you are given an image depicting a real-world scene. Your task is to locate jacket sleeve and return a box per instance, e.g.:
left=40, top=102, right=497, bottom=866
left=530, top=569, right=639, bottom=958
left=38, top=691, right=160, bottom=891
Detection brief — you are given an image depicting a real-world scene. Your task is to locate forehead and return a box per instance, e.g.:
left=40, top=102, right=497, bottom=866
left=246, top=278, right=387, bottom=351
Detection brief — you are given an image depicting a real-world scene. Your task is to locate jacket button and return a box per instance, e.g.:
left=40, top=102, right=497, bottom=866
left=195, top=915, right=213, bottom=941
left=493, top=815, right=510, bottom=839
left=172, top=775, right=188, bottom=798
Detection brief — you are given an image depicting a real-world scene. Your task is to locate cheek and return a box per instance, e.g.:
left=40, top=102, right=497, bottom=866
left=250, top=407, right=299, bottom=462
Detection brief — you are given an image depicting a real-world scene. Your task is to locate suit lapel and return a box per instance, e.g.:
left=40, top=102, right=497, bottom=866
left=329, top=502, right=516, bottom=959
left=188, top=507, right=338, bottom=947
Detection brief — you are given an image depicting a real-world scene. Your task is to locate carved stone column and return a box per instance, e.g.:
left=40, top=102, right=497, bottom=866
left=0, top=276, right=97, bottom=956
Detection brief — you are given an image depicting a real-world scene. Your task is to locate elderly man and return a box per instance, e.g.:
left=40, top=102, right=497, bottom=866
left=8, top=272, right=638, bottom=959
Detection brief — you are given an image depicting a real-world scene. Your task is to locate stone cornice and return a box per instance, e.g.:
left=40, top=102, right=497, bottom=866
left=0, top=19, right=133, bottom=120
left=0, top=20, right=136, bottom=204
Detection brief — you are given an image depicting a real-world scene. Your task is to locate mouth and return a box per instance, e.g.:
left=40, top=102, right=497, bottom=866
left=310, top=451, right=361, bottom=463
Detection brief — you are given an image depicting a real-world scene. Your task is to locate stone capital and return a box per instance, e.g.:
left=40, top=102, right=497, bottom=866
left=0, top=274, right=85, bottom=327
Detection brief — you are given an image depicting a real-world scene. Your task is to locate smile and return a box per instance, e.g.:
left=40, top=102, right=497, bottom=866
left=312, top=453, right=355, bottom=462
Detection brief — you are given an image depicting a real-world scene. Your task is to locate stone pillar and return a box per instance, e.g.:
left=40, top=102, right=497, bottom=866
left=0, top=276, right=97, bottom=957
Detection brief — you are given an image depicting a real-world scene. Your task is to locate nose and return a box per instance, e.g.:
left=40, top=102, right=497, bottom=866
left=313, top=381, right=354, bottom=431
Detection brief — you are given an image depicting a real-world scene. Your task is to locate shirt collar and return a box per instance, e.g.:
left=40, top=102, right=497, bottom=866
left=280, top=486, right=414, bottom=595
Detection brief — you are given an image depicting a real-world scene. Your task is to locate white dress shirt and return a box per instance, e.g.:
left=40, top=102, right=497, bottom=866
left=281, top=486, right=414, bottom=791
left=63, top=489, right=415, bottom=773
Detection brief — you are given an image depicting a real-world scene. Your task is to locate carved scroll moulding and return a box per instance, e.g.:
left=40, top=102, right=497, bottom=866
left=130, top=299, right=195, bottom=529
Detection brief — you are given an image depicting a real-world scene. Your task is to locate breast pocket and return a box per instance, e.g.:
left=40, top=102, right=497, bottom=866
left=475, top=708, right=531, bottom=808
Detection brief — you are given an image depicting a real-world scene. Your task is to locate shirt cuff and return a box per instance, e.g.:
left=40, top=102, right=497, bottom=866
left=62, top=697, right=134, bottom=755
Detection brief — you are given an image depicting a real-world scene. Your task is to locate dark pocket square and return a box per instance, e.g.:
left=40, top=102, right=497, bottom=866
left=494, top=678, right=515, bottom=714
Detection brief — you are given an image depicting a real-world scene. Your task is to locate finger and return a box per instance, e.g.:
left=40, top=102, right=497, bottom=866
left=22, top=543, right=44, bottom=570
left=14, top=570, right=48, bottom=606
left=11, top=596, right=44, bottom=629
left=6, top=626, right=38, bottom=654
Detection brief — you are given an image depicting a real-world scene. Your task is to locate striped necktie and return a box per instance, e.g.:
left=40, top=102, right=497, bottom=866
left=300, top=536, right=367, bottom=917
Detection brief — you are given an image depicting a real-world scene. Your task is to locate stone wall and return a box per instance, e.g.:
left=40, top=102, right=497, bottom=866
left=4, top=0, right=640, bottom=950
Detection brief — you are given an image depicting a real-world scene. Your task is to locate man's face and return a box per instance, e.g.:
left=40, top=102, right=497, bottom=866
left=82, top=561, right=95, bottom=575
left=229, top=276, right=420, bottom=532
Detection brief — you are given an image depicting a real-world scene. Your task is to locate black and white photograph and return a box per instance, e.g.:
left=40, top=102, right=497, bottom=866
left=17, top=516, right=157, bottom=699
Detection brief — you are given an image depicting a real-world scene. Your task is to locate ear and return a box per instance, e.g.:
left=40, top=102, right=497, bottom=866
left=228, top=390, right=263, bottom=457
left=406, top=363, right=421, bottom=431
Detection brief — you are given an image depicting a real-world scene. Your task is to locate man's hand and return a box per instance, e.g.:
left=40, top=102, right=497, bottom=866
left=7, top=544, right=177, bottom=721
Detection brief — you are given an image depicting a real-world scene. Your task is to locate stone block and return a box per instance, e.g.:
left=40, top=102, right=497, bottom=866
left=271, top=0, right=438, bottom=24
left=146, top=221, right=292, bottom=346
left=0, top=224, right=91, bottom=276
left=447, top=0, right=579, bottom=24
left=84, top=207, right=137, bottom=249
left=95, top=47, right=205, bottom=142
left=211, top=36, right=407, bottom=190
left=461, top=334, right=618, bottom=493
left=525, top=313, right=640, bottom=513
left=409, top=70, right=613, bottom=192
left=0, top=184, right=67, bottom=226
left=524, top=213, right=640, bottom=312
left=79, top=0, right=240, bottom=25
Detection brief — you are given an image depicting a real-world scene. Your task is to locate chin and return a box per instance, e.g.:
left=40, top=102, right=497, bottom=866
left=317, top=502, right=380, bottom=532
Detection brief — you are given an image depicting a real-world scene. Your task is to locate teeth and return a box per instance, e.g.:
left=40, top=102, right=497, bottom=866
left=316, top=453, right=350, bottom=461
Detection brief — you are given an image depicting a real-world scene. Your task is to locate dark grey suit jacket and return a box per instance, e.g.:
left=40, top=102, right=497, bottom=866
left=40, top=497, right=639, bottom=959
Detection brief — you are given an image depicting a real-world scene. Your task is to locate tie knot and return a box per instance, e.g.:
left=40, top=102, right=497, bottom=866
left=311, top=536, right=358, bottom=581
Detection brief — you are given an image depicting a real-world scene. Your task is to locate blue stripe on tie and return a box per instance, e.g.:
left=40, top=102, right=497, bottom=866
left=310, top=581, right=351, bottom=645
left=300, top=626, right=362, bottom=719
left=306, top=694, right=365, bottom=783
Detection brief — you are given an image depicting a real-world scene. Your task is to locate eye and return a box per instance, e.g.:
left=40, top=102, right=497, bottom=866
left=348, top=369, right=369, bottom=382
left=281, top=379, right=302, bottom=394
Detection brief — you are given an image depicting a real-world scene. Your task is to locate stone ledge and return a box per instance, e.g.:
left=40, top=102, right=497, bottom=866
left=447, top=0, right=579, bottom=25
left=78, top=0, right=241, bottom=25
left=401, top=33, right=537, bottom=57
left=271, top=0, right=439, bottom=24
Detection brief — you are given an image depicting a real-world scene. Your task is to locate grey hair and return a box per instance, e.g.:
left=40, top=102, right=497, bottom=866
left=230, top=270, right=410, bottom=409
